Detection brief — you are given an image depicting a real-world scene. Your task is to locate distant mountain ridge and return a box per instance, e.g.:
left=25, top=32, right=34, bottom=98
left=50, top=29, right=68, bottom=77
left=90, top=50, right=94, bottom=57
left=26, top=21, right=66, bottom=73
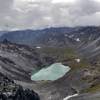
left=0, top=27, right=81, bottom=47
left=1, top=26, right=100, bottom=59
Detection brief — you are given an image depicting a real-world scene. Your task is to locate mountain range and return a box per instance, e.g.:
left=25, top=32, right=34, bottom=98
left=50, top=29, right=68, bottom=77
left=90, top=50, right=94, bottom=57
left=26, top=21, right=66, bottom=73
left=0, top=26, right=100, bottom=100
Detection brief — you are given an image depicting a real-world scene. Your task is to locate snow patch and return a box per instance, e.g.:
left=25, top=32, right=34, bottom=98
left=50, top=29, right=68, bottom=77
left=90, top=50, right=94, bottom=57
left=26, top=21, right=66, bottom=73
left=63, top=94, right=78, bottom=100
left=75, top=59, right=80, bottom=63
left=75, top=38, right=80, bottom=42
left=69, top=35, right=74, bottom=38
left=65, top=34, right=68, bottom=37
left=36, top=46, right=41, bottom=49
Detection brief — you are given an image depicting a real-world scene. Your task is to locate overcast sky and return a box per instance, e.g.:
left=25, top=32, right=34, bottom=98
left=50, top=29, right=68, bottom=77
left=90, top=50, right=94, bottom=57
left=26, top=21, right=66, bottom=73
left=0, top=0, right=100, bottom=30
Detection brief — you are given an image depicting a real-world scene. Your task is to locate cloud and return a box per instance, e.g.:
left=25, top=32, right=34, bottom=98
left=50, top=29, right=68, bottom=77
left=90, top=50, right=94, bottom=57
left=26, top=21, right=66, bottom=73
left=52, top=0, right=76, bottom=3
left=0, top=0, right=100, bottom=30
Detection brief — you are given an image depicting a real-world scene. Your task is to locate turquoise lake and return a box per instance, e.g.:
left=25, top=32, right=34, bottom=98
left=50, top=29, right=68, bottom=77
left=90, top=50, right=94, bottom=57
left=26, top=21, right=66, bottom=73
left=31, top=63, right=71, bottom=81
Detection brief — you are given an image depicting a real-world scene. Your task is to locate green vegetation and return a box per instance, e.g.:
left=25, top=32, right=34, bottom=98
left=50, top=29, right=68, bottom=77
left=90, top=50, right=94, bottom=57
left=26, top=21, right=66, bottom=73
left=35, top=47, right=100, bottom=96
left=82, top=84, right=100, bottom=93
left=37, top=47, right=90, bottom=70
left=68, top=59, right=90, bottom=70
left=38, top=47, right=77, bottom=60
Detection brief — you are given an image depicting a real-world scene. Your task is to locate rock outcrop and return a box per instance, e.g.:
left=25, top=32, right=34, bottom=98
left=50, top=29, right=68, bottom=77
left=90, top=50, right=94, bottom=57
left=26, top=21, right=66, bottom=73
left=0, top=73, right=40, bottom=100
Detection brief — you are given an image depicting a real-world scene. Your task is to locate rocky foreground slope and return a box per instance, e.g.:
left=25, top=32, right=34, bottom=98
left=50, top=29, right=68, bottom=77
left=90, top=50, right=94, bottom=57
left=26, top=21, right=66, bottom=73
left=0, top=73, right=40, bottom=100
